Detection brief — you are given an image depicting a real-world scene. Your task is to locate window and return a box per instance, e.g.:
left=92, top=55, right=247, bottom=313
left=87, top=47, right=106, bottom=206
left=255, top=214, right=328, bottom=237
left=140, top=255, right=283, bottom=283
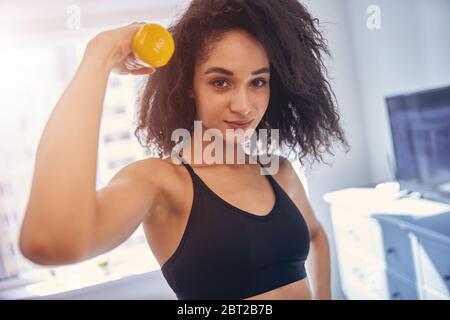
left=0, top=24, right=163, bottom=291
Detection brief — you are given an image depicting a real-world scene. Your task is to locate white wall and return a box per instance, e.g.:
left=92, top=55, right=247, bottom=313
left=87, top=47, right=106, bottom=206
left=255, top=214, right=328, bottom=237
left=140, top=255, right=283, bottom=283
left=343, top=0, right=450, bottom=184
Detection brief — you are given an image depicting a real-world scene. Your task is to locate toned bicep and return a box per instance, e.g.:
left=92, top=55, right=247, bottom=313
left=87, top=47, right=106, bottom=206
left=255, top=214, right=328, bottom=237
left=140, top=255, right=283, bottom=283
left=83, top=159, right=163, bottom=260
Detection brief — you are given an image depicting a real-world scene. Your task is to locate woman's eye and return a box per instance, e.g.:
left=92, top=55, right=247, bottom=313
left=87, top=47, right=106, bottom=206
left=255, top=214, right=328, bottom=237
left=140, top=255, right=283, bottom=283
left=210, top=78, right=268, bottom=90
left=210, top=79, right=229, bottom=89
left=252, top=78, right=267, bottom=88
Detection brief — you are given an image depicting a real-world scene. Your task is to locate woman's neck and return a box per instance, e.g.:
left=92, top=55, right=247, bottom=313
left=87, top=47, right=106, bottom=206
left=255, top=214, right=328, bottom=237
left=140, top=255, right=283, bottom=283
left=177, top=135, right=256, bottom=167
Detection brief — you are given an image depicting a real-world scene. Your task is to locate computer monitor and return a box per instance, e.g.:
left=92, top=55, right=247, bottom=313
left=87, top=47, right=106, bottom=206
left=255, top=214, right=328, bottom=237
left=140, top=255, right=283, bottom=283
left=386, top=85, right=450, bottom=204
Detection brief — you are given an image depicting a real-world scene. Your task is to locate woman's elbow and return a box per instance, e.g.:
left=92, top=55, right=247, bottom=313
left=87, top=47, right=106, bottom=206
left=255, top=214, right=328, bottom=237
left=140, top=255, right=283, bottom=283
left=19, top=228, right=85, bottom=265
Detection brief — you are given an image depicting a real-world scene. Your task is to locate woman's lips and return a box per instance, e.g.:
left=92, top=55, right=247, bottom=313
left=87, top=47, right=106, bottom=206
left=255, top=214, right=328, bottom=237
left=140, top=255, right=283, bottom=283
left=224, top=119, right=254, bottom=129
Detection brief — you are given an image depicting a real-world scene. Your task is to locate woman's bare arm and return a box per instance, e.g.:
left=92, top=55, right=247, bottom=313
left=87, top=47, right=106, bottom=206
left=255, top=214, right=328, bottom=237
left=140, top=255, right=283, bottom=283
left=277, top=157, right=332, bottom=299
left=19, top=23, right=158, bottom=265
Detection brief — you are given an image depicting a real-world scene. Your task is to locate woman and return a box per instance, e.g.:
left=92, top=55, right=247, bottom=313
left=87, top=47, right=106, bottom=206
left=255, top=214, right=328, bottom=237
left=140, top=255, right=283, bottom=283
left=19, top=0, right=348, bottom=300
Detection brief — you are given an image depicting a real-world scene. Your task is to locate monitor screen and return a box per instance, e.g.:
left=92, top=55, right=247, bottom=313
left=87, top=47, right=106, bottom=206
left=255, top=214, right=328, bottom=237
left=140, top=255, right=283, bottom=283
left=386, top=85, right=450, bottom=203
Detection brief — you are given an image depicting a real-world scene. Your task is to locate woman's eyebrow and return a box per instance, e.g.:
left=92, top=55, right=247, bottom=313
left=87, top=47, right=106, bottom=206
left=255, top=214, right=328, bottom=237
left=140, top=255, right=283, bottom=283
left=203, top=67, right=270, bottom=76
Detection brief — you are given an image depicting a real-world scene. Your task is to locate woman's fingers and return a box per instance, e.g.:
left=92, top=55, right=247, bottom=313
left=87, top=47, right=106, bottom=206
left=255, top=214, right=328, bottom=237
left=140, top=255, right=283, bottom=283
left=130, top=67, right=156, bottom=75
left=111, top=63, right=155, bottom=75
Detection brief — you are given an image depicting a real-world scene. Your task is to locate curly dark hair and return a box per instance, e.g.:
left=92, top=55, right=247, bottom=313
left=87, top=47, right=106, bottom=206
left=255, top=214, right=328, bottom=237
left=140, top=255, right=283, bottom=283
left=134, top=0, right=350, bottom=167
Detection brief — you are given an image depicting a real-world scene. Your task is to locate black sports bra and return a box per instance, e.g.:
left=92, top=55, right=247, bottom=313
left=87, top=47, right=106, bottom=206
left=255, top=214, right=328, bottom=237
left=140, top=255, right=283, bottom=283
left=160, top=155, right=310, bottom=299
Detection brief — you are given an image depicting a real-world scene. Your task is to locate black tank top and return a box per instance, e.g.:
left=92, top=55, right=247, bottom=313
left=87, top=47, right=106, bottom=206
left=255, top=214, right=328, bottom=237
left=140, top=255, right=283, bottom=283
left=161, top=154, right=310, bottom=300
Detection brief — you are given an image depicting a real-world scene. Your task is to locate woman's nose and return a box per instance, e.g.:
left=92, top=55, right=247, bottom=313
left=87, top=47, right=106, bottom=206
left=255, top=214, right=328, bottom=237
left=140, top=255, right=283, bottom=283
left=229, top=88, right=253, bottom=115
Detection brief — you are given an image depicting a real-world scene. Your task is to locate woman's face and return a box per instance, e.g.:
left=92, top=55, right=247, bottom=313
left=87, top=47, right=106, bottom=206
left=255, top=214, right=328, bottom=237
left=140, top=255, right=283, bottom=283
left=190, top=30, right=271, bottom=144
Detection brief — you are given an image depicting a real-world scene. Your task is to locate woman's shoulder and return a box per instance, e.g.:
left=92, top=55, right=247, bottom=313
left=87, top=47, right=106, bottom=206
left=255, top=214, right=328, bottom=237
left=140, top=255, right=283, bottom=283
left=116, top=156, right=184, bottom=202
left=123, top=156, right=188, bottom=215
left=125, top=156, right=174, bottom=178
left=129, top=155, right=186, bottom=186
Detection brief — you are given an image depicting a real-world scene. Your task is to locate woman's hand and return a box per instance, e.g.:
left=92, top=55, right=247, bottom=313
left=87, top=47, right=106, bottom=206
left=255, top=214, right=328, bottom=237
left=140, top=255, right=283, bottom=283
left=85, top=22, right=156, bottom=75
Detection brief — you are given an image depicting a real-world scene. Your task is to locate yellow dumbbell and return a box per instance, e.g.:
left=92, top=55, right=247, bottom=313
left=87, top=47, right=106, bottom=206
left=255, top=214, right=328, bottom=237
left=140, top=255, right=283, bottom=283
left=131, top=23, right=175, bottom=69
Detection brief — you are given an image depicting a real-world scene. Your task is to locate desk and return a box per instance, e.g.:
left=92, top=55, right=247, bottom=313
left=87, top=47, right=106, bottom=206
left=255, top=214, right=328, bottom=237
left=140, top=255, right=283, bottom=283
left=324, top=187, right=450, bottom=300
